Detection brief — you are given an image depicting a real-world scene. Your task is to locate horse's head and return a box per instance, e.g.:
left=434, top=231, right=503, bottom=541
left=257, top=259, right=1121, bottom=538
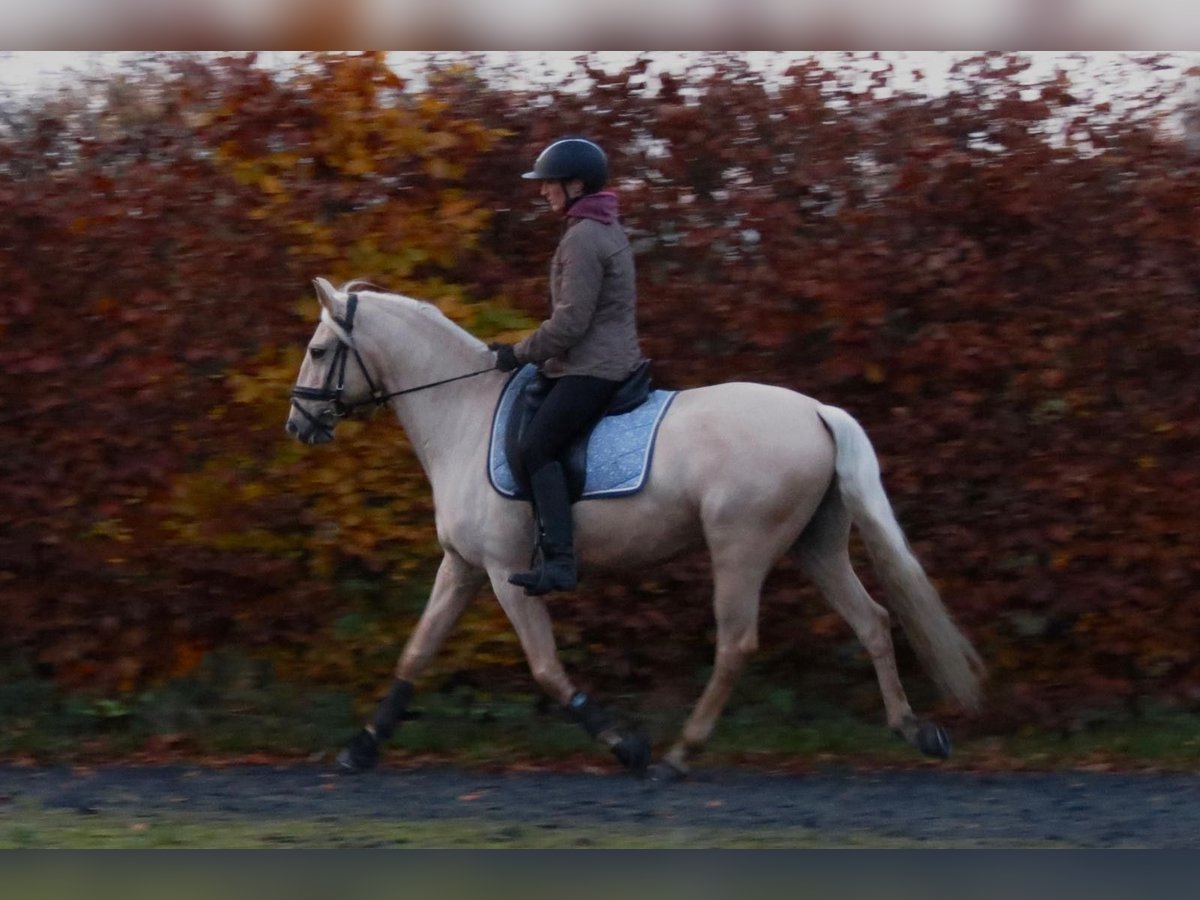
left=286, top=277, right=381, bottom=445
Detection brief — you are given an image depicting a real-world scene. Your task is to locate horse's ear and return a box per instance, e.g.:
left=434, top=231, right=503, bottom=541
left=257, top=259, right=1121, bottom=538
left=312, top=277, right=339, bottom=317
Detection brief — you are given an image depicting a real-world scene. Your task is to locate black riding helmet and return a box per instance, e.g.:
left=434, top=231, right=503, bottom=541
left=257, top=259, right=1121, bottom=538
left=522, top=138, right=608, bottom=194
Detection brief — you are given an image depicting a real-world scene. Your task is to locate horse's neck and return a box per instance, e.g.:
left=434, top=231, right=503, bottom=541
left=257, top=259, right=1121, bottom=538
left=363, top=298, right=501, bottom=488
left=391, top=374, right=501, bottom=489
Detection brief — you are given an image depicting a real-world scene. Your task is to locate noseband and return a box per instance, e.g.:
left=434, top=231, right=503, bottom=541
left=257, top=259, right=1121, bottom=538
left=289, top=293, right=494, bottom=441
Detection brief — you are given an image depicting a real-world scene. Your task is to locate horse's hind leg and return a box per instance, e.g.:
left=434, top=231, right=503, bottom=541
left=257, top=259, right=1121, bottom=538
left=794, top=492, right=944, bottom=755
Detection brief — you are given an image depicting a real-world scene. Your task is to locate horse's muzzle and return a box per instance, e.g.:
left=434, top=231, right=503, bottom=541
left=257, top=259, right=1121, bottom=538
left=286, top=416, right=334, bottom=445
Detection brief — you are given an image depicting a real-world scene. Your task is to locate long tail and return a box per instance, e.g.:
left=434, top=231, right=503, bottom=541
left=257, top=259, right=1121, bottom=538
left=815, top=404, right=985, bottom=712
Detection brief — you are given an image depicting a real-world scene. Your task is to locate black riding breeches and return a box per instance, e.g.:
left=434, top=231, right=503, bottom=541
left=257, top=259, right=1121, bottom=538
left=517, top=374, right=622, bottom=476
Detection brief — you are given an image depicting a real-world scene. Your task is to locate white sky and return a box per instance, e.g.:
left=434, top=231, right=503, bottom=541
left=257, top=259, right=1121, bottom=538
left=2, top=52, right=1197, bottom=126
left=2, top=51, right=1197, bottom=96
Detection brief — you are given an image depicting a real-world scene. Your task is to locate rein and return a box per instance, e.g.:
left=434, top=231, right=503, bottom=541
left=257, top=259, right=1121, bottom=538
left=373, top=366, right=499, bottom=402
left=289, top=293, right=493, bottom=436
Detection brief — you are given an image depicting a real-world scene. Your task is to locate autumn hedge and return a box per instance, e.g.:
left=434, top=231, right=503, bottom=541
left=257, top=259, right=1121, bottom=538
left=2, top=52, right=1198, bottom=732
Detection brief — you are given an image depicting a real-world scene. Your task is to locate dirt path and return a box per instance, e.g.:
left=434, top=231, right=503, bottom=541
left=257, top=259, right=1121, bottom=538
left=4, top=763, right=1200, bottom=847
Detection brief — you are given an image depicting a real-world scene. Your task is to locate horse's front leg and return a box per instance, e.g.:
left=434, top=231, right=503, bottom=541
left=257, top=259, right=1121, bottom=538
left=337, top=549, right=485, bottom=773
left=489, top=575, right=651, bottom=776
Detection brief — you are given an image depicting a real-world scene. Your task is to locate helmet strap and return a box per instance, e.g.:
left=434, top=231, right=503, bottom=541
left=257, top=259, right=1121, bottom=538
left=561, top=179, right=587, bottom=212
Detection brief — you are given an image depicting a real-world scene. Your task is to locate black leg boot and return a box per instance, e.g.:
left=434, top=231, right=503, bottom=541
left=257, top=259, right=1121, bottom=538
left=509, top=462, right=578, bottom=596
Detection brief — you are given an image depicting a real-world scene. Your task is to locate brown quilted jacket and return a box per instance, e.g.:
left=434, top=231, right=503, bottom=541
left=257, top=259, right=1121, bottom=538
left=514, top=214, right=644, bottom=380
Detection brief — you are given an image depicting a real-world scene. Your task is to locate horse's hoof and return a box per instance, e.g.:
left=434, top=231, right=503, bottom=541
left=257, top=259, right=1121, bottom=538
left=336, top=728, right=380, bottom=774
left=916, top=721, right=952, bottom=759
left=611, top=734, right=651, bottom=777
left=646, top=759, right=688, bottom=784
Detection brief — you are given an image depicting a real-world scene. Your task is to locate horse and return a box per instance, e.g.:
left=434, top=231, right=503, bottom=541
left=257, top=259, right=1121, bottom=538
left=286, top=277, right=985, bottom=779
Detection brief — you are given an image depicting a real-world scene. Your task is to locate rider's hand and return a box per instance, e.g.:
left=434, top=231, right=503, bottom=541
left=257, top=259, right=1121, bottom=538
left=489, top=342, right=519, bottom=372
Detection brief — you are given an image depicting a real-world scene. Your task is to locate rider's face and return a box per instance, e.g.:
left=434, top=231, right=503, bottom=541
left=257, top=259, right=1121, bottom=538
left=540, top=180, right=567, bottom=213
left=540, top=179, right=582, bottom=214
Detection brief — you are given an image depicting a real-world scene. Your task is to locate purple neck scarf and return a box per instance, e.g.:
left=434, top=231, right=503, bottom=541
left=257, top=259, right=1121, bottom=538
left=566, top=191, right=620, bottom=224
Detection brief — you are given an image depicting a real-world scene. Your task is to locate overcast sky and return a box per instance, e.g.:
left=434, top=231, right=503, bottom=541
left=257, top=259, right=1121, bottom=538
left=3, top=51, right=1198, bottom=102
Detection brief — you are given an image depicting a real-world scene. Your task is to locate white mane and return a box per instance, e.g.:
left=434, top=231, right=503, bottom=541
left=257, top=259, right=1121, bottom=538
left=338, top=282, right=488, bottom=352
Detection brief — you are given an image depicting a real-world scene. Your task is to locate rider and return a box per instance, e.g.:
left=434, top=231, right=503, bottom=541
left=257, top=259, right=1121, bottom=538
left=489, top=137, right=646, bottom=596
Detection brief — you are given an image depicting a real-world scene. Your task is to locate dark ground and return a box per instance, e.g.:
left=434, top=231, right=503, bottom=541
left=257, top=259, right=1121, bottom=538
left=3, top=763, right=1200, bottom=847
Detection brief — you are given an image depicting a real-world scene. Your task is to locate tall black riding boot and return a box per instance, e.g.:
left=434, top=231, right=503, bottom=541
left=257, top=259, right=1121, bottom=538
left=509, top=461, right=578, bottom=596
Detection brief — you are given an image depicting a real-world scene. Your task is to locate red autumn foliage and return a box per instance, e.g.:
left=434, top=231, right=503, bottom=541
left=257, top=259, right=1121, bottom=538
left=2, top=52, right=1198, bottom=731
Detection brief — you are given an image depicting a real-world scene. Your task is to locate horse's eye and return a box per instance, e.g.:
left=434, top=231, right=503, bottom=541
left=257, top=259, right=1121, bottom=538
left=310, top=346, right=327, bottom=360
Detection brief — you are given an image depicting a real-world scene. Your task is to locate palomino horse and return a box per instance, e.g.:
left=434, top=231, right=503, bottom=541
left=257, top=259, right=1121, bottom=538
left=286, top=278, right=984, bottom=779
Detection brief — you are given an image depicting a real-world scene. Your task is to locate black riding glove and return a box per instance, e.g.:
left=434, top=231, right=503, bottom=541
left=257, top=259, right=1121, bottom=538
left=489, top=342, right=520, bottom=372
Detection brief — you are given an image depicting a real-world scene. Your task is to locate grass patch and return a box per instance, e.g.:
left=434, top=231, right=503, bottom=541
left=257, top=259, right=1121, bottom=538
left=0, top=651, right=358, bottom=760
left=0, top=804, right=1055, bottom=849
left=2, top=654, right=1200, bottom=771
left=988, top=705, right=1200, bottom=770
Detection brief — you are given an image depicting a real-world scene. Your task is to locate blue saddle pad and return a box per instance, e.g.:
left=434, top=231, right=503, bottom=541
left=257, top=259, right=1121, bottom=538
left=488, top=365, right=677, bottom=500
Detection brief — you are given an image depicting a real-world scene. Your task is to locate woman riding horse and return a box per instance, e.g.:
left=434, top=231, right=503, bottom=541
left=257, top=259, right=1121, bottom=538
left=489, top=137, right=646, bottom=597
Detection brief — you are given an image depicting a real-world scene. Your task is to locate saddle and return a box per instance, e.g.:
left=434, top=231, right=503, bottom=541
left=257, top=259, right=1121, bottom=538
left=502, top=360, right=655, bottom=503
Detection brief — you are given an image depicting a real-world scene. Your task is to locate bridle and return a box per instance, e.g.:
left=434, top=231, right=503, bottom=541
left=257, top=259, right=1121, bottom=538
left=289, top=293, right=494, bottom=440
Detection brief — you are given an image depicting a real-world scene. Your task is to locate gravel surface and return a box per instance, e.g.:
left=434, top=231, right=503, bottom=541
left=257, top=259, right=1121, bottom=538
left=3, top=764, right=1200, bottom=847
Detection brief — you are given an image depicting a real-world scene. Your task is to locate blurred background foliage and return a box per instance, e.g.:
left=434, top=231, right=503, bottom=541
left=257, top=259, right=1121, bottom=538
left=2, top=51, right=1199, bottom=748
